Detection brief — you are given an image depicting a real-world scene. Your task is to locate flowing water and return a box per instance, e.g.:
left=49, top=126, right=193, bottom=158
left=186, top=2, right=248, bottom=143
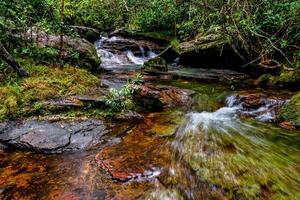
left=0, top=37, right=300, bottom=200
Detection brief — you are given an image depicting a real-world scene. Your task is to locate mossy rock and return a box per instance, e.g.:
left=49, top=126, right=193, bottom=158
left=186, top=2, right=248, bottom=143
left=175, top=33, right=229, bottom=55
left=279, top=92, right=300, bottom=126
left=62, top=38, right=101, bottom=71
left=254, top=74, right=276, bottom=88
left=143, top=57, right=168, bottom=73
left=255, top=69, right=300, bottom=89
left=275, top=69, right=300, bottom=88
left=157, top=31, right=245, bottom=69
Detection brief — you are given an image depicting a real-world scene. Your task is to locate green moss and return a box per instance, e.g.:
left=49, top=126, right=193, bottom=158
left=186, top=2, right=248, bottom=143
left=0, top=61, right=99, bottom=121
left=280, top=92, right=300, bottom=125
left=143, top=57, right=168, bottom=73
left=255, top=74, right=275, bottom=87
left=275, top=69, right=300, bottom=88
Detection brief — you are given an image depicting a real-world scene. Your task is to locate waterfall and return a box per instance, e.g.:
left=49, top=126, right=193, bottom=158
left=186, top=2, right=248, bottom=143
left=126, top=50, right=146, bottom=65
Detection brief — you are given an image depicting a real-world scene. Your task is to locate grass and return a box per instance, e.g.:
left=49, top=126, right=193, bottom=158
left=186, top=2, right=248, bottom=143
left=0, top=60, right=98, bottom=121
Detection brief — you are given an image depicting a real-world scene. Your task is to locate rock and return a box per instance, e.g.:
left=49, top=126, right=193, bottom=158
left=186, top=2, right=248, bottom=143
left=116, top=112, right=144, bottom=121
left=0, top=119, right=109, bottom=153
left=131, top=84, right=163, bottom=111
left=279, top=92, right=300, bottom=127
left=255, top=69, right=300, bottom=89
left=143, top=57, right=168, bottom=74
left=254, top=74, right=275, bottom=88
left=168, top=67, right=249, bottom=85
left=279, top=121, right=296, bottom=130
left=16, top=29, right=101, bottom=71
left=230, top=93, right=286, bottom=123
left=68, top=25, right=100, bottom=42
left=238, top=93, right=267, bottom=109
left=95, top=127, right=168, bottom=182
left=158, top=32, right=245, bottom=69
left=101, top=36, right=163, bottom=56
left=131, top=84, right=194, bottom=111
left=157, top=45, right=179, bottom=63
left=109, top=29, right=170, bottom=46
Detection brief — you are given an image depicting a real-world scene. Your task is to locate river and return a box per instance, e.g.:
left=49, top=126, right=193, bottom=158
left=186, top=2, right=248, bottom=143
left=0, top=36, right=299, bottom=200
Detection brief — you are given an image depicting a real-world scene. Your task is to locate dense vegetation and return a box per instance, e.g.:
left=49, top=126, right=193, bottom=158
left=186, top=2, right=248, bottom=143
left=0, top=0, right=299, bottom=121
left=1, top=0, right=299, bottom=68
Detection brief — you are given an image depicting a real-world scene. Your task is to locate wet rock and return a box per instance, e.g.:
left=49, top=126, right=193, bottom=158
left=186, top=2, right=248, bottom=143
left=168, top=67, right=249, bottom=85
left=279, top=92, right=300, bottom=127
left=41, top=98, right=84, bottom=110
left=131, top=84, right=163, bottom=111
left=101, top=36, right=162, bottom=55
left=109, top=29, right=170, bottom=46
left=238, top=93, right=267, bottom=109
left=279, top=121, right=296, bottom=130
left=228, top=93, right=286, bottom=122
left=143, top=57, right=168, bottom=74
left=0, top=119, right=109, bottom=153
left=131, top=84, right=194, bottom=111
left=95, top=126, right=168, bottom=182
left=116, top=112, right=144, bottom=121
left=0, top=143, right=7, bottom=150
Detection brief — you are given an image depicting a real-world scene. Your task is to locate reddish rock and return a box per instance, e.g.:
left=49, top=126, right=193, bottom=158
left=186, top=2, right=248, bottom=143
left=131, top=84, right=194, bottom=111
left=95, top=126, right=169, bottom=182
left=279, top=121, right=296, bottom=130
left=238, top=93, right=267, bottom=109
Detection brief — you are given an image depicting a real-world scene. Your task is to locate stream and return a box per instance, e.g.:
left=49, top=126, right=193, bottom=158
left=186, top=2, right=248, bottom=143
left=0, top=36, right=300, bottom=200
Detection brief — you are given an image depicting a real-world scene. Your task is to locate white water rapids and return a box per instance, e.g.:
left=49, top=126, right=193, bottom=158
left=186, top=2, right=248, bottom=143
left=96, top=36, right=157, bottom=69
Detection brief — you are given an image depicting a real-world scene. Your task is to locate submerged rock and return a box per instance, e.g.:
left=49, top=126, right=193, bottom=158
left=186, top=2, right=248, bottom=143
left=238, top=93, right=267, bottom=109
left=228, top=93, right=286, bottom=122
left=0, top=119, right=109, bottom=153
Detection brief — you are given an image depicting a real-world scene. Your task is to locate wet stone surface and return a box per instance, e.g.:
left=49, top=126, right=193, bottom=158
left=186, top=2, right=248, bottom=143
left=0, top=119, right=109, bottom=153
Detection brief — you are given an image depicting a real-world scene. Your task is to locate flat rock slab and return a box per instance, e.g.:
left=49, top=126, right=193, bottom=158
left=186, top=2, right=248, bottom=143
left=0, top=119, right=109, bottom=153
left=168, top=67, right=250, bottom=85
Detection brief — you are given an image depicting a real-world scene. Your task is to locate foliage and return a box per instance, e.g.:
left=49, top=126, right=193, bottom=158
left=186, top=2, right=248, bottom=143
left=280, top=92, right=300, bottom=125
left=0, top=61, right=98, bottom=120
left=102, top=73, right=143, bottom=112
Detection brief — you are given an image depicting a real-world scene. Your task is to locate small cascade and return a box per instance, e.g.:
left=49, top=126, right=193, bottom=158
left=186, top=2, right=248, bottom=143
left=126, top=50, right=147, bottom=65
left=224, top=94, right=285, bottom=122
left=96, top=36, right=159, bottom=69
left=148, top=50, right=157, bottom=58
left=139, top=46, right=145, bottom=58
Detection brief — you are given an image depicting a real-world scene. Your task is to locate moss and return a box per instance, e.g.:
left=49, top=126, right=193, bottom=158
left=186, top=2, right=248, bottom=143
left=143, top=57, right=168, bottom=73
left=275, top=69, right=300, bottom=88
left=255, top=74, right=275, bottom=87
left=0, top=61, right=99, bottom=121
left=279, top=92, right=300, bottom=125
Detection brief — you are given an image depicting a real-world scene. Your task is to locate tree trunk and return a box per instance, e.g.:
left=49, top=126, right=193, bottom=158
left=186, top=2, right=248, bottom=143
left=0, top=42, right=29, bottom=77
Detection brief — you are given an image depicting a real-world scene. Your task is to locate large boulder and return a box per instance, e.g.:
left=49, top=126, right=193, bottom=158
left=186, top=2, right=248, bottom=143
left=0, top=119, right=109, bottom=153
left=255, top=69, right=300, bottom=89
left=68, top=25, right=100, bottom=42
left=16, top=28, right=101, bottom=71
left=279, top=92, right=300, bottom=128
left=130, top=84, right=194, bottom=111
left=159, top=32, right=245, bottom=69
left=143, top=57, right=168, bottom=74
left=109, top=28, right=170, bottom=46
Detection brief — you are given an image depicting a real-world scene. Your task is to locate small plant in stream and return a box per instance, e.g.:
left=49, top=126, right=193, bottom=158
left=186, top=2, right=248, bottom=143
left=103, top=73, right=143, bottom=112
